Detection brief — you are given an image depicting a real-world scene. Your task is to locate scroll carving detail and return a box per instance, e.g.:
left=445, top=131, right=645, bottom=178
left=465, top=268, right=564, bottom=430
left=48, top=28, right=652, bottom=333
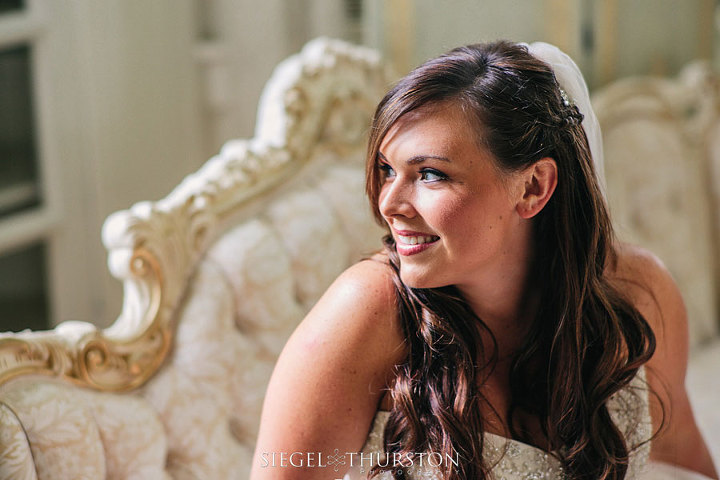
left=0, top=38, right=394, bottom=392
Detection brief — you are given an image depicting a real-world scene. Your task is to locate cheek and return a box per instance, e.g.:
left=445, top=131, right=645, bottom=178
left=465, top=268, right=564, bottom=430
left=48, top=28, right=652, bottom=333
left=432, top=194, right=488, bottom=235
left=438, top=195, right=515, bottom=248
left=418, top=189, right=465, bottom=220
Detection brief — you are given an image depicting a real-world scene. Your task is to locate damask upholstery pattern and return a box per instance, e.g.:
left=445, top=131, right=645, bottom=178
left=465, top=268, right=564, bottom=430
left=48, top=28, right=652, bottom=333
left=0, top=379, right=168, bottom=479
left=0, top=40, right=719, bottom=480
left=0, top=402, right=37, bottom=480
left=593, top=62, right=720, bottom=464
left=0, top=38, right=387, bottom=480
left=0, top=160, right=382, bottom=479
left=138, top=160, right=382, bottom=478
left=593, top=63, right=720, bottom=348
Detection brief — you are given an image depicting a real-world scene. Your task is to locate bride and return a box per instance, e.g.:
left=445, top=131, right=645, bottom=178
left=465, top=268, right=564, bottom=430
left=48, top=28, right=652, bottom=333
left=250, top=41, right=718, bottom=479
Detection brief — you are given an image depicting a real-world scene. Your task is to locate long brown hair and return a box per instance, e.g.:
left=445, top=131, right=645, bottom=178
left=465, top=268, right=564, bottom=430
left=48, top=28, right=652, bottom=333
left=365, top=41, right=656, bottom=480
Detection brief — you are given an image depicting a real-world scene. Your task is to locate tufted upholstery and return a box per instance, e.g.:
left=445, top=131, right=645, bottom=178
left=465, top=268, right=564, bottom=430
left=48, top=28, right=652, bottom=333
left=594, top=62, right=720, bottom=349
left=593, top=61, right=720, bottom=461
left=137, top=164, right=384, bottom=479
left=0, top=38, right=389, bottom=480
left=0, top=380, right=168, bottom=479
left=0, top=39, right=718, bottom=479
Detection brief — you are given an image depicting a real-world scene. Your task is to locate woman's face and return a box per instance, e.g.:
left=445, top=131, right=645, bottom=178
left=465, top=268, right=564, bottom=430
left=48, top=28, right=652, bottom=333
left=377, top=102, right=530, bottom=290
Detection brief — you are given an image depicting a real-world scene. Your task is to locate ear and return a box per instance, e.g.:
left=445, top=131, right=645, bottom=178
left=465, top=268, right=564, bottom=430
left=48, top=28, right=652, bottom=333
left=515, top=158, right=558, bottom=219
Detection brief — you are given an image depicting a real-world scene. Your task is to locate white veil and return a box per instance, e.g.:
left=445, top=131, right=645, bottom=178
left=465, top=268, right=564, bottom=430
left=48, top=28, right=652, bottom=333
left=523, top=42, right=606, bottom=195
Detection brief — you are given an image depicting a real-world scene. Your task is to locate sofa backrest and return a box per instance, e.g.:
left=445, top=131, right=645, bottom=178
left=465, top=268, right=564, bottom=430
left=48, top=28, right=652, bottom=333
left=2, top=38, right=719, bottom=480
left=593, top=62, right=720, bottom=348
left=137, top=38, right=390, bottom=476
left=0, top=38, right=391, bottom=480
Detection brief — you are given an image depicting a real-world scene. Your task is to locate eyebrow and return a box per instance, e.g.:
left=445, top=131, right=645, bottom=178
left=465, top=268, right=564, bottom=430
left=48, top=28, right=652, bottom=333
left=377, top=152, right=451, bottom=165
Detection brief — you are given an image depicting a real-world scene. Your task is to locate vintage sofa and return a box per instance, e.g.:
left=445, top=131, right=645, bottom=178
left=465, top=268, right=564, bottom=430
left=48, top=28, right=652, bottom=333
left=0, top=38, right=717, bottom=479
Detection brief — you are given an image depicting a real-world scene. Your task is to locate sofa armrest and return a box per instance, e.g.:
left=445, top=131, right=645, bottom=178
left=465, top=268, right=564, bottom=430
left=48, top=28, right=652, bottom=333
left=0, top=378, right=170, bottom=480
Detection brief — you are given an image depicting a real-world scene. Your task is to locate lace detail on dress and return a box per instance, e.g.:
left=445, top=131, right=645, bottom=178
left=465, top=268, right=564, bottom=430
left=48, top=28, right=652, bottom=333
left=343, top=368, right=651, bottom=479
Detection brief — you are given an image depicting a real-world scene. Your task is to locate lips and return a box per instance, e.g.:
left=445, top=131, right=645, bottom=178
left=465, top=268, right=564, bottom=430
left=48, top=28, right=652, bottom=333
left=397, top=234, right=439, bottom=245
left=393, top=229, right=440, bottom=256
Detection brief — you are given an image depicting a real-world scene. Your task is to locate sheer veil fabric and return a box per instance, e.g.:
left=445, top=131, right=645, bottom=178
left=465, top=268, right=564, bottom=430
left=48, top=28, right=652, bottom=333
left=524, top=42, right=716, bottom=480
left=523, top=41, right=607, bottom=195
left=344, top=42, right=714, bottom=480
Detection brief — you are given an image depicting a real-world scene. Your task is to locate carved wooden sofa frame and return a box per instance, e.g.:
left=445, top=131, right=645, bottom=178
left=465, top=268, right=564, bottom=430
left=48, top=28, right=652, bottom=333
left=0, top=38, right=718, bottom=479
left=0, top=38, right=391, bottom=479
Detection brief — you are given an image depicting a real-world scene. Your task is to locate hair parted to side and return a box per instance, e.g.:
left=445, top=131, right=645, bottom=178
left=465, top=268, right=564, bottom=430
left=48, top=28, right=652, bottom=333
left=365, top=41, right=657, bottom=480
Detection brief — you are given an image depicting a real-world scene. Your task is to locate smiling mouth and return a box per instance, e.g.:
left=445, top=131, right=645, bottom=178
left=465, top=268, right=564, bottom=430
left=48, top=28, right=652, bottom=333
left=397, top=235, right=440, bottom=245
left=395, top=234, right=440, bottom=256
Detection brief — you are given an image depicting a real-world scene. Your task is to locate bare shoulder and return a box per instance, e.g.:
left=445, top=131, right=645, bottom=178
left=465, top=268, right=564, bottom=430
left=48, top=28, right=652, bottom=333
left=607, top=241, right=671, bottom=293
left=606, top=242, right=685, bottom=341
left=323, top=252, right=398, bottom=321
left=608, top=243, right=718, bottom=477
left=286, top=253, right=406, bottom=399
left=251, top=254, right=405, bottom=478
left=279, top=251, right=405, bottom=395
left=607, top=241, right=687, bottom=379
left=295, top=252, right=401, bottom=349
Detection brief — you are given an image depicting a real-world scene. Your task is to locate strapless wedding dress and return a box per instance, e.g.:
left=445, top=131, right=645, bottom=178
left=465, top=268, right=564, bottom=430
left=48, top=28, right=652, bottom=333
left=343, top=368, right=652, bottom=479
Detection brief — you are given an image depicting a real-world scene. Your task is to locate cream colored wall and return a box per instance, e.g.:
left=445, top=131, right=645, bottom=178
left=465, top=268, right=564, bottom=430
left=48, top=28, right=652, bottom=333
left=11, top=0, right=716, bottom=330
left=367, top=0, right=715, bottom=88
left=364, top=0, right=577, bottom=76
left=413, top=1, right=546, bottom=63
left=594, top=0, right=714, bottom=86
left=197, top=0, right=291, bottom=149
left=197, top=0, right=354, bottom=149
left=42, top=0, right=353, bottom=328
left=39, top=1, right=203, bottom=327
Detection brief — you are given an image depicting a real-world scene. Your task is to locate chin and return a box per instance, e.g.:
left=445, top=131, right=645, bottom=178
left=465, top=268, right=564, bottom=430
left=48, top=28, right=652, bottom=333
left=399, top=265, right=447, bottom=289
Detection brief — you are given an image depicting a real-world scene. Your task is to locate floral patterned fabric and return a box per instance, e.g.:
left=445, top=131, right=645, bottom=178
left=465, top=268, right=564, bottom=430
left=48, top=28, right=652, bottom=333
left=0, top=401, right=38, bottom=480
left=0, top=160, right=383, bottom=480
left=0, top=379, right=168, bottom=480
left=2, top=53, right=720, bottom=480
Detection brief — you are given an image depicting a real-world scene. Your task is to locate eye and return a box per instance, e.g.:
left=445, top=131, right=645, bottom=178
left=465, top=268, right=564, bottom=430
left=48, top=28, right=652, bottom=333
left=378, top=162, right=396, bottom=179
left=420, top=168, right=448, bottom=182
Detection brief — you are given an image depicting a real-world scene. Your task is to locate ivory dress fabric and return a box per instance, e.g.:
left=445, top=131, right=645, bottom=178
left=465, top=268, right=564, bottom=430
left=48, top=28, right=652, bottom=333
left=343, top=369, right=651, bottom=479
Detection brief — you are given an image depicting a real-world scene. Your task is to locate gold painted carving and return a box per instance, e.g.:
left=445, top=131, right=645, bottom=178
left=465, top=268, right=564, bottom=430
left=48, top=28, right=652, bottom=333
left=0, top=38, right=394, bottom=392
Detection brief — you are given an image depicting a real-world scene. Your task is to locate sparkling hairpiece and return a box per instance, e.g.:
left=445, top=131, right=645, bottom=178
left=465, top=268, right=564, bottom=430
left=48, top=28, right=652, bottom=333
left=559, top=87, right=572, bottom=107
left=523, top=42, right=604, bottom=192
left=558, top=86, right=583, bottom=126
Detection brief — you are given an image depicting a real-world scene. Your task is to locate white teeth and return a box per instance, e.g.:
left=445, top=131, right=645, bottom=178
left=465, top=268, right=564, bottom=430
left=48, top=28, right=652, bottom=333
left=398, top=235, right=438, bottom=245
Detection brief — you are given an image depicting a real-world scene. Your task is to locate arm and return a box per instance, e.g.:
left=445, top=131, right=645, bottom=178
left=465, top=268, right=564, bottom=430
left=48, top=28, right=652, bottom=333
left=613, top=244, right=718, bottom=479
left=250, top=258, right=406, bottom=480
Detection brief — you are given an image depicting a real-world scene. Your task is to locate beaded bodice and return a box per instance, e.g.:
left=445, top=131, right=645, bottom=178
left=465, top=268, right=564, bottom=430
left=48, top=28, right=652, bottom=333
left=343, top=368, right=651, bottom=479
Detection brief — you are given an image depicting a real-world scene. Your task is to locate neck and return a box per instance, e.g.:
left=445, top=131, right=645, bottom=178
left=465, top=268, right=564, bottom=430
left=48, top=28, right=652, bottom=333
left=456, top=224, right=536, bottom=358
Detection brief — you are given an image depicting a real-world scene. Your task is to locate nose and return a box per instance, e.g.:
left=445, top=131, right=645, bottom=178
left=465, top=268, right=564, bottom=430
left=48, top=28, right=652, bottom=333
left=378, top=179, right=416, bottom=220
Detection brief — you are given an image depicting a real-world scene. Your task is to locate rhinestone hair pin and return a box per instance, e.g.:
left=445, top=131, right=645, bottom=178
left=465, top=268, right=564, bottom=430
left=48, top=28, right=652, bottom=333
left=559, top=87, right=572, bottom=107
left=558, top=86, right=583, bottom=125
